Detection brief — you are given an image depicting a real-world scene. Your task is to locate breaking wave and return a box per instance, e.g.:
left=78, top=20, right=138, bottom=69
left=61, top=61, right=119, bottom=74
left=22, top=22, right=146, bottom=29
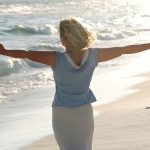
left=4, top=24, right=57, bottom=35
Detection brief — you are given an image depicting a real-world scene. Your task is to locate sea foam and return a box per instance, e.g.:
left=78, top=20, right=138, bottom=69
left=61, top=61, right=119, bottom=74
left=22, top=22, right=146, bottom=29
left=0, top=56, right=26, bottom=76
left=4, top=24, right=57, bottom=35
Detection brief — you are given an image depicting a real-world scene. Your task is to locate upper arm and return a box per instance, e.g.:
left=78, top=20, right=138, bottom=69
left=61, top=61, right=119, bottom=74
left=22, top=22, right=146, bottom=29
left=97, top=47, right=123, bottom=62
left=28, top=51, right=56, bottom=67
left=97, top=43, right=150, bottom=62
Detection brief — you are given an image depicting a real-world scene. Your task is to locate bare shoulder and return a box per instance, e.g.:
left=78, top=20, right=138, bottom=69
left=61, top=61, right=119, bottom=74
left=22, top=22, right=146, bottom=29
left=28, top=50, right=57, bottom=67
left=95, top=47, right=122, bottom=62
left=44, top=51, right=57, bottom=67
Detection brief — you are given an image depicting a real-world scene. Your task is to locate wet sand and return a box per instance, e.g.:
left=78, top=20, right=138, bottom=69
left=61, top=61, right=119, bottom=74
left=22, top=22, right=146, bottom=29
left=23, top=72, right=150, bottom=150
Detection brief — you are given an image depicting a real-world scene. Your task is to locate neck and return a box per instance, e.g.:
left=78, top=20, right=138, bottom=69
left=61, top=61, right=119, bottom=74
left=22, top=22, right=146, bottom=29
left=66, top=47, right=86, bottom=53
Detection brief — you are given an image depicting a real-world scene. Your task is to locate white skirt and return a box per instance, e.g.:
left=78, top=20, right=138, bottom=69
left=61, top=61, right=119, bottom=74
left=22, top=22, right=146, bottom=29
left=52, top=104, right=94, bottom=150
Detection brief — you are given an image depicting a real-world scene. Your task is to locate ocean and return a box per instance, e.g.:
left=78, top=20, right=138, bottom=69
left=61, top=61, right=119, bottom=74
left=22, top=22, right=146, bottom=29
left=0, top=0, right=150, bottom=149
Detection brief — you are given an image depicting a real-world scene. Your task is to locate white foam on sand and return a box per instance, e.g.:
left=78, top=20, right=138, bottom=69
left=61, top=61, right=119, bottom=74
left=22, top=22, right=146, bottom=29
left=0, top=87, right=54, bottom=150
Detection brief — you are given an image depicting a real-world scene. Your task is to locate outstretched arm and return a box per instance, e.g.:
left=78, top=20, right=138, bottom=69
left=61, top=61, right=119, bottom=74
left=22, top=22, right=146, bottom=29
left=98, top=43, right=150, bottom=62
left=0, top=43, right=56, bottom=67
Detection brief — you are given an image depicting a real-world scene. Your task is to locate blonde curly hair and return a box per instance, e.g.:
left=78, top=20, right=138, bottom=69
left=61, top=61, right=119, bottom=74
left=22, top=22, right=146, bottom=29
left=59, top=18, right=94, bottom=51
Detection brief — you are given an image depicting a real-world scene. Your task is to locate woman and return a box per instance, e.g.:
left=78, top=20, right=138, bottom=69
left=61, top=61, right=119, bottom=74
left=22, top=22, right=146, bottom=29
left=0, top=18, right=150, bottom=150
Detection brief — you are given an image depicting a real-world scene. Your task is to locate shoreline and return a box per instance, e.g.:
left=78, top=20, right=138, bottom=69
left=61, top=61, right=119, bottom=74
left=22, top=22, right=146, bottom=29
left=23, top=72, right=150, bottom=150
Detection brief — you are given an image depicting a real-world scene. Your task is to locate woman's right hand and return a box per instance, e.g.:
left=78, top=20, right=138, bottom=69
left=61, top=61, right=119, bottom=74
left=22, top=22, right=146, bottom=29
left=0, top=43, right=6, bottom=54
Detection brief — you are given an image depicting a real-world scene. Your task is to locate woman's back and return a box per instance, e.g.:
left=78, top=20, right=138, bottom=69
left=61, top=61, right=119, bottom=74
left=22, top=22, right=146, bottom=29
left=52, top=48, right=99, bottom=107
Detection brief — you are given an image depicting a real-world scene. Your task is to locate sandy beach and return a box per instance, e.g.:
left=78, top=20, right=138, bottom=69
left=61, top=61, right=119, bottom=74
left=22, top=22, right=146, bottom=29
left=22, top=72, right=150, bottom=150
left=1, top=0, right=150, bottom=149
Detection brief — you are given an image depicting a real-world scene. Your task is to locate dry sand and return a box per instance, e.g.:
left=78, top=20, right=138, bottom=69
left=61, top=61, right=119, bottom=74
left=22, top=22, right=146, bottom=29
left=23, top=72, right=150, bottom=150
